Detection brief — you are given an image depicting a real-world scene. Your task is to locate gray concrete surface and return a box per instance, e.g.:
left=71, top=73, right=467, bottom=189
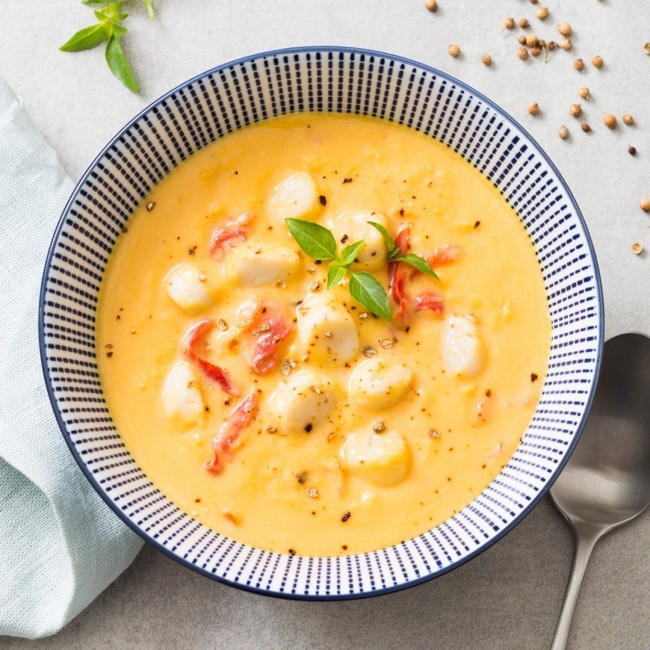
left=1, top=1, right=648, bottom=648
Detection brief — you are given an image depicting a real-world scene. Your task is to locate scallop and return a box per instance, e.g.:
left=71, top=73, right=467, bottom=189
left=297, top=293, right=359, bottom=365
left=329, top=211, right=388, bottom=271
left=267, top=370, right=336, bottom=435
left=164, top=263, right=214, bottom=314
left=441, top=314, right=486, bottom=378
left=227, top=244, right=300, bottom=286
left=341, top=427, right=411, bottom=487
left=266, top=171, right=319, bottom=223
left=162, top=361, right=205, bottom=428
left=348, top=357, right=413, bottom=410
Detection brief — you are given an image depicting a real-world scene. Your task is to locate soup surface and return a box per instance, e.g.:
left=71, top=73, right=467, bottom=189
left=97, top=113, right=550, bottom=556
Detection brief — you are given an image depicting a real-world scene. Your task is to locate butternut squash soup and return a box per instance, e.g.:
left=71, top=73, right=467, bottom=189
left=97, top=113, right=550, bottom=556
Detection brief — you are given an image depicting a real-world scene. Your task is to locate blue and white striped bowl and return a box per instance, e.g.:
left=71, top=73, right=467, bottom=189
left=39, top=47, right=603, bottom=599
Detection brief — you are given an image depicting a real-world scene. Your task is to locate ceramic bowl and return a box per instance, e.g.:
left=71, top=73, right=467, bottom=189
left=39, top=47, right=603, bottom=599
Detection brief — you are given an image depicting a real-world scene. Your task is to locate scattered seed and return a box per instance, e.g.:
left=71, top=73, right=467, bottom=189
left=130, top=328, right=136, bottom=334
left=557, top=22, right=572, bottom=36
left=266, top=425, right=278, bottom=433
left=341, top=512, right=351, bottom=522
left=296, top=471, right=307, bottom=484
left=380, top=338, right=396, bottom=349
left=640, top=198, right=650, bottom=212
left=519, top=18, right=529, bottom=28
left=318, top=195, right=327, bottom=206
left=425, top=0, right=438, bottom=10
left=604, top=113, right=617, bottom=129
left=628, top=145, right=637, bottom=156
left=310, top=385, right=322, bottom=394
left=632, top=242, right=644, bottom=255
left=573, top=58, right=584, bottom=71
left=623, top=114, right=634, bottom=125
left=536, top=6, right=548, bottom=19
left=538, top=39, right=546, bottom=48
left=504, top=17, right=515, bottom=30
left=560, top=38, right=572, bottom=50
left=362, top=345, right=377, bottom=357
left=581, top=123, right=592, bottom=133
left=448, top=44, right=460, bottom=57
left=146, top=201, right=155, bottom=211
left=281, top=359, right=292, bottom=376
left=559, top=125, right=569, bottom=140
left=359, top=312, right=369, bottom=319
left=427, top=429, right=441, bottom=439
left=307, top=487, right=319, bottom=498
left=481, top=53, right=492, bottom=66
left=310, top=281, right=321, bottom=292
left=528, top=102, right=540, bottom=115
left=518, top=46, right=529, bottom=60
left=547, top=40, right=557, bottom=50
left=372, top=420, right=386, bottom=433
left=592, top=55, right=604, bottom=69
left=253, top=323, right=271, bottom=335
left=645, top=43, right=650, bottom=56
left=531, top=46, right=541, bottom=57
left=198, top=273, right=207, bottom=283
left=518, top=35, right=527, bottom=45
left=579, top=87, right=590, bottom=99
left=569, top=103, right=582, bottom=117
left=217, top=318, right=228, bottom=331
left=526, top=34, right=539, bottom=47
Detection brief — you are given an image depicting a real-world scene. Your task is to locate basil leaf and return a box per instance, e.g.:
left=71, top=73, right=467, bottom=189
left=82, top=0, right=106, bottom=4
left=105, top=35, right=140, bottom=92
left=60, top=23, right=108, bottom=52
left=141, top=0, right=155, bottom=19
left=285, top=218, right=337, bottom=260
left=397, top=253, right=439, bottom=279
left=348, top=272, right=392, bottom=321
left=338, top=240, right=365, bottom=267
left=367, top=220, right=396, bottom=253
left=327, top=262, right=347, bottom=289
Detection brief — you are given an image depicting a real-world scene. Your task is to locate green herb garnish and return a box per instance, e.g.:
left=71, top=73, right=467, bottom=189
left=367, top=221, right=439, bottom=279
left=60, top=1, right=155, bottom=92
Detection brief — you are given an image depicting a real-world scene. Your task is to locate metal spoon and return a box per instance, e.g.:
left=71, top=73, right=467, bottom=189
left=550, top=332, right=650, bottom=650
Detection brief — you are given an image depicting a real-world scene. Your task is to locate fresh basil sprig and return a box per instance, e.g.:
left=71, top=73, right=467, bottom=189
left=61, top=1, right=155, bottom=92
left=367, top=221, right=439, bottom=279
left=286, top=218, right=391, bottom=320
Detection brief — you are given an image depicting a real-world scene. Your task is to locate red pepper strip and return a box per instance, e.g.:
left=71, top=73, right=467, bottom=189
left=388, top=228, right=411, bottom=325
left=209, top=226, right=248, bottom=258
left=182, top=319, right=239, bottom=396
left=426, top=244, right=462, bottom=268
left=414, top=292, right=445, bottom=315
left=205, top=391, right=259, bottom=474
left=248, top=306, right=293, bottom=374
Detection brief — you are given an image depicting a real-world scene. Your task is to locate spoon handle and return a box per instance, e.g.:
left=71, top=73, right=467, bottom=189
left=551, top=530, right=599, bottom=650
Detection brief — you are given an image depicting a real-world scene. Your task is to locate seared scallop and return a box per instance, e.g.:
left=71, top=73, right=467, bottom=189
left=441, top=314, right=486, bottom=378
left=162, top=361, right=205, bottom=427
left=348, top=357, right=413, bottom=410
left=164, top=263, right=214, bottom=314
left=266, top=171, right=320, bottom=223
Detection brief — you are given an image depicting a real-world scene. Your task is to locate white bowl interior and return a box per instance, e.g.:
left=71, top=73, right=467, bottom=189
left=40, top=47, right=602, bottom=599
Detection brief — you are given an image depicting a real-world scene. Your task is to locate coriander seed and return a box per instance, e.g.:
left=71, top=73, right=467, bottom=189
left=526, top=34, right=539, bottom=47
left=536, top=7, right=548, bottom=19
left=573, top=58, right=584, bottom=71
left=519, top=18, right=529, bottom=28
left=531, top=46, right=541, bottom=57
left=425, top=0, right=438, bottom=11
left=538, top=39, right=546, bottom=48
left=592, top=55, right=604, bottom=68
left=482, top=53, right=492, bottom=66
left=641, top=198, right=650, bottom=212
left=518, top=46, right=529, bottom=60
left=628, top=145, right=637, bottom=156
left=518, top=35, right=527, bottom=45
left=645, top=42, right=650, bottom=55
left=504, top=17, right=515, bottom=29
left=557, top=22, right=572, bottom=36
left=569, top=103, right=582, bottom=117
left=528, top=102, right=540, bottom=115
left=558, top=125, right=569, bottom=139
left=547, top=40, right=557, bottom=50
left=578, top=87, right=590, bottom=99
left=581, top=123, right=591, bottom=133
left=631, top=242, right=643, bottom=255
left=448, top=44, right=461, bottom=57
left=604, top=113, right=617, bottom=129
left=560, top=38, right=572, bottom=50
left=623, top=114, right=634, bottom=125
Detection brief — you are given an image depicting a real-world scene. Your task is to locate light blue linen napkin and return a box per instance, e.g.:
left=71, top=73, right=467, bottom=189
left=0, top=76, right=143, bottom=639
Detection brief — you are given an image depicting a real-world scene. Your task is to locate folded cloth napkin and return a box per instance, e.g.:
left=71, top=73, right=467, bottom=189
left=0, top=76, right=143, bottom=639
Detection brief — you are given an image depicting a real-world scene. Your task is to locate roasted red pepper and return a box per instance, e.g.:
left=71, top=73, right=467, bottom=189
left=247, top=305, right=293, bottom=374
left=209, top=214, right=252, bottom=258
left=205, top=391, right=259, bottom=474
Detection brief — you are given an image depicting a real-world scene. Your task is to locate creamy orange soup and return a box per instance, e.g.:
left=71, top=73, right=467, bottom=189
left=97, top=113, right=550, bottom=556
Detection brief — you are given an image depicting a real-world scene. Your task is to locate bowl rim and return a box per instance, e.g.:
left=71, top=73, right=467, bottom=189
left=38, top=45, right=604, bottom=600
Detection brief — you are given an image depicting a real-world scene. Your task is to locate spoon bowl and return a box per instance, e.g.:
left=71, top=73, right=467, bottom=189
left=550, top=332, right=650, bottom=649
